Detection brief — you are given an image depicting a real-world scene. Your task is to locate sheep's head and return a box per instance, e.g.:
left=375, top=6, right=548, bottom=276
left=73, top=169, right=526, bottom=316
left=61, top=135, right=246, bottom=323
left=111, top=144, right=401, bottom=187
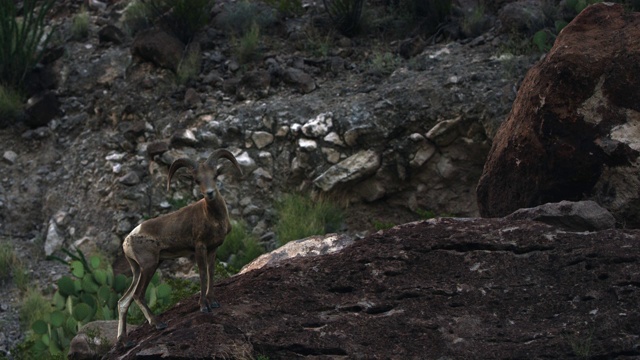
left=167, top=149, right=243, bottom=201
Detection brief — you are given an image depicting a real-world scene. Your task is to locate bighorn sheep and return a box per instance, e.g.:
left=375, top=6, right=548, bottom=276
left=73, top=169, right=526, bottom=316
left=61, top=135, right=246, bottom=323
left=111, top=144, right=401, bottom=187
left=116, top=149, right=243, bottom=346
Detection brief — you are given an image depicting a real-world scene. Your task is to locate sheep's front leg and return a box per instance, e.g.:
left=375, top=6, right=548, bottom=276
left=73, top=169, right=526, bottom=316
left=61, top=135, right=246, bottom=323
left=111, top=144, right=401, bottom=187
left=205, top=249, right=220, bottom=309
left=195, top=242, right=213, bottom=312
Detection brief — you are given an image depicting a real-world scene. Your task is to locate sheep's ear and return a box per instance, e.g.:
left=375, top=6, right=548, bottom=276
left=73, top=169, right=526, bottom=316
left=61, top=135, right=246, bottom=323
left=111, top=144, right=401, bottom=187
left=167, top=158, right=198, bottom=191
left=207, top=149, right=243, bottom=177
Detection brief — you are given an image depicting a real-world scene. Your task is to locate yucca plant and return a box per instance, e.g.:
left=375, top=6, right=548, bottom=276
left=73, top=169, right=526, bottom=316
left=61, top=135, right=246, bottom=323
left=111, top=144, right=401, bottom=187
left=0, top=0, right=55, bottom=89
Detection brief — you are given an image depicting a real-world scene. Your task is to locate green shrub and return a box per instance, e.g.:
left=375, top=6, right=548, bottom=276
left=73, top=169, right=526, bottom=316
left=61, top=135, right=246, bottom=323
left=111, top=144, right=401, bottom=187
left=369, top=51, right=401, bottom=75
left=0, top=242, right=16, bottom=280
left=323, top=0, right=365, bottom=37
left=19, top=289, right=51, bottom=329
left=0, top=0, right=55, bottom=89
left=275, top=193, right=343, bottom=246
left=235, top=22, right=261, bottom=64
left=217, top=221, right=265, bottom=271
left=0, top=84, right=23, bottom=124
left=71, top=8, right=90, bottom=40
left=122, top=0, right=154, bottom=36
left=176, top=46, right=201, bottom=84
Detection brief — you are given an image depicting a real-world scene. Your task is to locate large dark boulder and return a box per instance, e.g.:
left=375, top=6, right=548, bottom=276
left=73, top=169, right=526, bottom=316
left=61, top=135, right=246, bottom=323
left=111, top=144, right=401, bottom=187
left=105, top=217, right=640, bottom=359
left=477, top=4, right=640, bottom=226
left=131, top=28, right=184, bottom=72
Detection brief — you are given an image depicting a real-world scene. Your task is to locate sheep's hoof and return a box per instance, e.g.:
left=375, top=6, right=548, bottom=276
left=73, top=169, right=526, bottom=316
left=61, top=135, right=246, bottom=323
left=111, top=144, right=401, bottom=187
left=209, top=300, right=220, bottom=309
left=118, top=339, right=136, bottom=349
left=155, top=321, right=167, bottom=330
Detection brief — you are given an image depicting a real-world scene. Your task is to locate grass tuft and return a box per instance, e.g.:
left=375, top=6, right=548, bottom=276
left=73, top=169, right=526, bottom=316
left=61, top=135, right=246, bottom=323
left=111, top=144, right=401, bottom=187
left=71, top=8, right=90, bottom=40
left=19, top=289, right=51, bottom=328
left=176, top=46, right=201, bottom=84
left=275, top=193, right=343, bottom=246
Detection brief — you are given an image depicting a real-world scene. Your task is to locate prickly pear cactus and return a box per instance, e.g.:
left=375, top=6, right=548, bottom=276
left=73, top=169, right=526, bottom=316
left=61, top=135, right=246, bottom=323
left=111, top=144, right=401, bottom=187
left=28, top=248, right=173, bottom=357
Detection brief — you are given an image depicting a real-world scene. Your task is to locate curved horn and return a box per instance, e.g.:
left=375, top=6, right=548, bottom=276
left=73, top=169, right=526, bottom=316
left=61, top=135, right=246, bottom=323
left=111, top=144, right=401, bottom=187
left=206, top=149, right=243, bottom=176
left=167, top=158, right=198, bottom=191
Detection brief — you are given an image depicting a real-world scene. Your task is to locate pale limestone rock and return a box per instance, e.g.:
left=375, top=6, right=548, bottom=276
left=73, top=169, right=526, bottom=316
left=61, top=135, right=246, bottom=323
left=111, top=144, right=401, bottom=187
left=302, top=112, right=333, bottom=138
left=313, top=150, right=381, bottom=191
left=239, top=233, right=354, bottom=274
left=251, top=131, right=274, bottom=149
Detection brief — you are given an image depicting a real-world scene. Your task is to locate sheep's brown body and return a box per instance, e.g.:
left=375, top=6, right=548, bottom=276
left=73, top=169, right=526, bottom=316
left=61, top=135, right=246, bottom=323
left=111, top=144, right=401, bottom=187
left=116, top=149, right=242, bottom=347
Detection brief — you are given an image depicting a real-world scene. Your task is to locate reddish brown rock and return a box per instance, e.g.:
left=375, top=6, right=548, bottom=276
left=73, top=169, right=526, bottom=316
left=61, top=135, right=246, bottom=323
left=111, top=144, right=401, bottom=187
left=477, top=3, right=640, bottom=225
left=105, top=218, right=640, bottom=359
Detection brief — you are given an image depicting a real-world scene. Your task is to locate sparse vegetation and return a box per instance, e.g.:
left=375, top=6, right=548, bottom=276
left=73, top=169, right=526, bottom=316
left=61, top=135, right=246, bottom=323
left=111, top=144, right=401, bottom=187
left=19, top=289, right=50, bottom=329
left=122, top=0, right=154, bottom=36
left=275, top=193, right=343, bottom=246
left=217, top=220, right=265, bottom=272
left=0, top=84, right=23, bottom=123
left=372, top=219, right=395, bottom=231
left=177, top=46, right=202, bottom=84
left=0, top=242, right=17, bottom=280
left=369, top=51, right=401, bottom=75
left=71, top=8, right=90, bottom=40
left=235, top=22, right=262, bottom=64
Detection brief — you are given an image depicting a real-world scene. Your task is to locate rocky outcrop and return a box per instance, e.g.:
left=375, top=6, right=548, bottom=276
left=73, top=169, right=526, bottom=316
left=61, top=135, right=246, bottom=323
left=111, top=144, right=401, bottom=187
left=504, top=200, right=616, bottom=232
left=477, top=3, right=640, bottom=226
left=106, top=217, right=640, bottom=359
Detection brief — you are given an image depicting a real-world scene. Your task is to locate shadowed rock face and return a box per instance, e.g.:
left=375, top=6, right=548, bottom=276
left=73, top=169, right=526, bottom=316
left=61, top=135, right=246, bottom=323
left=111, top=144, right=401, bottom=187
left=477, top=3, right=640, bottom=224
left=106, top=218, right=640, bottom=359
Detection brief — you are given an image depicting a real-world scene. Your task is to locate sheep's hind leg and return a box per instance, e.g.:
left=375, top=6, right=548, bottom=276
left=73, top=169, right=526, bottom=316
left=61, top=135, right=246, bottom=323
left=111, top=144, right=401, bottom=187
left=133, top=260, right=167, bottom=330
left=117, top=256, right=141, bottom=348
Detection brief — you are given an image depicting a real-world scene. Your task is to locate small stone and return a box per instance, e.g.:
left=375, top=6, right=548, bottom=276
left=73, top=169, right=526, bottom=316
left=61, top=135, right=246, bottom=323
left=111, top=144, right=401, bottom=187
left=302, top=112, right=333, bottom=138
left=322, top=147, right=341, bottom=164
left=275, top=126, right=290, bottom=137
left=298, top=138, right=317, bottom=152
left=3, top=150, right=17, bottom=164
left=147, top=141, right=169, bottom=157
left=324, top=132, right=344, bottom=146
left=184, top=88, right=201, bottom=108
left=410, top=143, right=437, bottom=168
left=44, top=218, right=64, bottom=256
left=118, top=172, right=141, bottom=186
left=171, top=128, right=199, bottom=147
left=251, top=131, right=275, bottom=149
left=105, top=152, right=126, bottom=162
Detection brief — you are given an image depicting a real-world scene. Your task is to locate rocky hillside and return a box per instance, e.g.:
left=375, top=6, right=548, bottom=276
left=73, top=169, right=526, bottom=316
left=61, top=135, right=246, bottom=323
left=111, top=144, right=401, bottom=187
left=2, top=0, right=634, bottom=357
